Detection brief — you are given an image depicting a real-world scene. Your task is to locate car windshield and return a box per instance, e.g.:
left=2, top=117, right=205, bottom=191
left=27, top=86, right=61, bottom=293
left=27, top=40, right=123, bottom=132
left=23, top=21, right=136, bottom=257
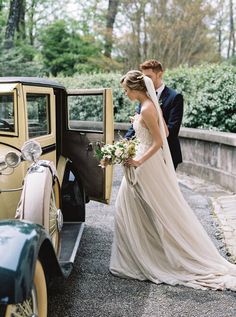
left=0, top=93, right=15, bottom=133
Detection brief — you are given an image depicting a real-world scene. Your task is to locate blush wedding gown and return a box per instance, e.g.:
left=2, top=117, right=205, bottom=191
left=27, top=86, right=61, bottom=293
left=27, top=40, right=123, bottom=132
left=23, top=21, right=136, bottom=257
left=109, top=76, right=236, bottom=291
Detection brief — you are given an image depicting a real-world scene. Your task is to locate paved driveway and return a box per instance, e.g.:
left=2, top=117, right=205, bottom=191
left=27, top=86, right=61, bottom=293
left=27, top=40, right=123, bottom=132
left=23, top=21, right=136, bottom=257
left=48, top=166, right=236, bottom=317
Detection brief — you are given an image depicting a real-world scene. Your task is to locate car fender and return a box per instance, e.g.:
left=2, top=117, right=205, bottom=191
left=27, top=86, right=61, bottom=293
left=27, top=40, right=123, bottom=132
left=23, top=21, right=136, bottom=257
left=0, top=219, right=61, bottom=305
left=56, top=155, right=68, bottom=187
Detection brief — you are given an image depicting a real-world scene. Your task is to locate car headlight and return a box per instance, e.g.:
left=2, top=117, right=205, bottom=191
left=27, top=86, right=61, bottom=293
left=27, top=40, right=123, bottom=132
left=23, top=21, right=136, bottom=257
left=21, top=140, right=42, bottom=162
left=5, top=152, right=21, bottom=168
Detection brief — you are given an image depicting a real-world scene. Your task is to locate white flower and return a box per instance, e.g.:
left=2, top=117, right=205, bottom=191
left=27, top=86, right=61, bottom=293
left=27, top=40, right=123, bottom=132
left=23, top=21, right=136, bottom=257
left=95, top=138, right=139, bottom=168
left=115, top=148, right=123, bottom=157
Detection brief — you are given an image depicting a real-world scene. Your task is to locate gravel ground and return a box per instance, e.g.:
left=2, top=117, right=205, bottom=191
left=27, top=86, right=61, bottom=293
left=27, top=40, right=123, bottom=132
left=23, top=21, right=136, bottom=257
left=48, top=166, right=236, bottom=317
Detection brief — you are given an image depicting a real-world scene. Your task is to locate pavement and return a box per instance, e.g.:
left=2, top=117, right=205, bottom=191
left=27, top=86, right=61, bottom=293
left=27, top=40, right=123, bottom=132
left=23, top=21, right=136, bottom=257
left=48, top=166, right=236, bottom=317
left=177, top=171, right=236, bottom=263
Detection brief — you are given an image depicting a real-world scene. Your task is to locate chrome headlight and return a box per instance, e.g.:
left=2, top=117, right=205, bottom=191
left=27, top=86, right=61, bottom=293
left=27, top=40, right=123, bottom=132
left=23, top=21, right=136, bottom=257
left=5, top=152, right=21, bottom=168
left=21, top=140, right=42, bottom=162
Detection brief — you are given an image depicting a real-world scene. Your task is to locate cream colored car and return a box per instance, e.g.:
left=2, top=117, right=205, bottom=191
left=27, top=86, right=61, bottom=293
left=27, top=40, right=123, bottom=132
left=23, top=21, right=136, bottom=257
left=0, top=77, right=114, bottom=317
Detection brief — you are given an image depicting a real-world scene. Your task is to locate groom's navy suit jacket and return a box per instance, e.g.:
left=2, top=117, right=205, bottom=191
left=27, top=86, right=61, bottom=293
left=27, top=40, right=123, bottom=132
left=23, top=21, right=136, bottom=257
left=125, top=86, right=184, bottom=169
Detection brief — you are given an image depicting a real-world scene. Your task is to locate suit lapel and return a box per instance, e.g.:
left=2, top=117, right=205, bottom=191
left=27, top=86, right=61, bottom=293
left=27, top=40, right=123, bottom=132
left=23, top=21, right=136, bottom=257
left=159, top=86, right=170, bottom=109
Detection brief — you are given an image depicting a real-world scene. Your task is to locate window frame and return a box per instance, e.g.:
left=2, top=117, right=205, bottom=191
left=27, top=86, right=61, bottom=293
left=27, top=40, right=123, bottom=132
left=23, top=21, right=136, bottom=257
left=0, top=89, right=18, bottom=137
left=22, top=86, right=56, bottom=148
left=66, top=89, right=105, bottom=134
left=26, top=93, right=51, bottom=139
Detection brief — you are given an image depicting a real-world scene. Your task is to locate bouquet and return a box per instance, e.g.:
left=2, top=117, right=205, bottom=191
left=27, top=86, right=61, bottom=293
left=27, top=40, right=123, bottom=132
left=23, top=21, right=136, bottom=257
left=95, top=138, right=139, bottom=168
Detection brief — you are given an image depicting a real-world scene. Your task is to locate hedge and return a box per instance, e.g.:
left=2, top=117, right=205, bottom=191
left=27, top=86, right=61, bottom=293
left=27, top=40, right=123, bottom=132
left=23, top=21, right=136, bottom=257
left=54, top=63, right=236, bottom=132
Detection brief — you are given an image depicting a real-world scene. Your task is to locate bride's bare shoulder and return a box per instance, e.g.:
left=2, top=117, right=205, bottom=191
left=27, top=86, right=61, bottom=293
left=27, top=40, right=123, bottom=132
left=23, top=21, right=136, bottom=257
left=141, top=99, right=156, bottom=114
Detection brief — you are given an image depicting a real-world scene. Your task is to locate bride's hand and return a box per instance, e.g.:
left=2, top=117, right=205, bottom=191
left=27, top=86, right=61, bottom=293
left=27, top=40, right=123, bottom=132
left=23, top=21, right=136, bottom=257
left=99, top=158, right=110, bottom=168
left=125, top=158, right=141, bottom=168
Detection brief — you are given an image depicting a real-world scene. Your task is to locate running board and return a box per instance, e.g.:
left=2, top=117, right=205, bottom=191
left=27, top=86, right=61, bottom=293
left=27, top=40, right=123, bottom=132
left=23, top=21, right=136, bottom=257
left=59, top=222, right=85, bottom=277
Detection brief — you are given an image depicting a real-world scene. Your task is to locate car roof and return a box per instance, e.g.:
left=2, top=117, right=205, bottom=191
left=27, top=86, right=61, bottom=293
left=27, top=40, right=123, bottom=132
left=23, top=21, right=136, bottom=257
left=0, top=77, right=65, bottom=89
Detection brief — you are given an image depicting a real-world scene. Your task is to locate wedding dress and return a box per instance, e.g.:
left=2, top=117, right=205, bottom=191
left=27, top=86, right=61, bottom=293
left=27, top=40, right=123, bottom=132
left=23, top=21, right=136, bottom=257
left=109, top=77, right=236, bottom=291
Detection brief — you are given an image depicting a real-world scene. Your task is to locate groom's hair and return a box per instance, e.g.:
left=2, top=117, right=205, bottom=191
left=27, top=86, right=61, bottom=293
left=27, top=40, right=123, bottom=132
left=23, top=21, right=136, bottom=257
left=140, top=59, right=163, bottom=73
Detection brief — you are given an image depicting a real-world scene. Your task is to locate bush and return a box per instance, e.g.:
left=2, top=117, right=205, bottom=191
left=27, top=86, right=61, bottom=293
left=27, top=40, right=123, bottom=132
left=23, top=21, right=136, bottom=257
left=0, top=44, right=45, bottom=77
left=55, top=73, right=137, bottom=122
left=55, top=63, right=236, bottom=132
left=164, top=64, right=236, bottom=132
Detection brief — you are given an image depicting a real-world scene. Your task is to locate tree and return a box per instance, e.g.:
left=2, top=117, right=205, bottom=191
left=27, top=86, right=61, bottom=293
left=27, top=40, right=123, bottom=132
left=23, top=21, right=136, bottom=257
left=27, top=0, right=36, bottom=45
left=0, top=42, right=44, bottom=76
left=5, top=0, right=25, bottom=48
left=116, top=0, right=149, bottom=68
left=0, top=0, right=7, bottom=30
left=214, top=0, right=226, bottom=57
left=25, top=0, right=67, bottom=46
left=40, top=20, right=75, bottom=76
left=40, top=20, right=106, bottom=76
left=17, top=0, right=25, bottom=39
left=104, top=0, right=120, bottom=58
left=227, top=0, right=235, bottom=58
left=115, top=0, right=219, bottom=69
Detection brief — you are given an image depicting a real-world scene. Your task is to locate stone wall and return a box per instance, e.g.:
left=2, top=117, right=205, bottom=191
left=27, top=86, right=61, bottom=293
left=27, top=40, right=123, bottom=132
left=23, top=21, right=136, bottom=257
left=178, top=128, right=236, bottom=192
left=114, top=123, right=236, bottom=192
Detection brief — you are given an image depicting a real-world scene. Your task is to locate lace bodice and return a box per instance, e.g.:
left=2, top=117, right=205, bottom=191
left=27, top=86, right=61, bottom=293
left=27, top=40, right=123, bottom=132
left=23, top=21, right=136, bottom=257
left=133, top=115, right=153, bottom=158
left=133, top=115, right=152, bottom=145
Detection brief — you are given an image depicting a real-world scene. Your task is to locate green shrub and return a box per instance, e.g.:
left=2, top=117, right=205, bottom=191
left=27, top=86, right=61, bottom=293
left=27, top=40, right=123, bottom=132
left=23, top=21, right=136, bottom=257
left=54, top=63, right=236, bottom=132
left=165, top=64, right=236, bottom=132
left=0, top=44, right=45, bottom=77
left=55, top=73, right=137, bottom=122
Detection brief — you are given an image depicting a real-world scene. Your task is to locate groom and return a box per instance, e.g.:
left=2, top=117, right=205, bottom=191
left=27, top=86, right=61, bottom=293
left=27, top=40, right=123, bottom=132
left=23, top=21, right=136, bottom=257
left=125, top=59, right=184, bottom=170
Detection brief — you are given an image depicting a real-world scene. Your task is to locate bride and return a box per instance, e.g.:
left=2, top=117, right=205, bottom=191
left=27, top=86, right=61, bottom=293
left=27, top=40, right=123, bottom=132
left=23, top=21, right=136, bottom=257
left=109, top=70, right=236, bottom=291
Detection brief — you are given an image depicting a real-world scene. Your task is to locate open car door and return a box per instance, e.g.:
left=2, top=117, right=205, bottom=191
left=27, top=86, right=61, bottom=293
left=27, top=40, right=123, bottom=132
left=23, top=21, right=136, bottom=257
left=62, top=88, right=114, bottom=204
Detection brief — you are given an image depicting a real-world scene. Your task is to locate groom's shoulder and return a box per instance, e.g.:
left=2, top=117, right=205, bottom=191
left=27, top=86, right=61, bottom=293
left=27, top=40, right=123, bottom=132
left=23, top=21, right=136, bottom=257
left=165, top=86, right=182, bottom=98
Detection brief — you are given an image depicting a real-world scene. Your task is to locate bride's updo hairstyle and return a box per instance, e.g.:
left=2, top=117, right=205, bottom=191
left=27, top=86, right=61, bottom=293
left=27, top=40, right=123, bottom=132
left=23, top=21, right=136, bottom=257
left=120, top=70, right=147, bottom=93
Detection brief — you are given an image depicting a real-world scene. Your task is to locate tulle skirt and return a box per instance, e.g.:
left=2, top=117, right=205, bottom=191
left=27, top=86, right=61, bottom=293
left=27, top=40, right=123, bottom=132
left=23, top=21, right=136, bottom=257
left=110, top=149, right=236, bottom=291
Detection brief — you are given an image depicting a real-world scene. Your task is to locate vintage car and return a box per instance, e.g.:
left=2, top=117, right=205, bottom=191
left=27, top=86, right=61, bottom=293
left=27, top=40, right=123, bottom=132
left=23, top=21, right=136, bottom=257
left=0, top=77, right=114, bottom=316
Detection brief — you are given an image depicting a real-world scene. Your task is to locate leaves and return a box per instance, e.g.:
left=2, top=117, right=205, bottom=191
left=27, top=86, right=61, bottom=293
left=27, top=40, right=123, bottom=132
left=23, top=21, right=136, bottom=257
left=95, top=138, right=139, bottom=167
left=164, top=63, right=236, bottom=132
left=56, top=63, right=236, bottom=132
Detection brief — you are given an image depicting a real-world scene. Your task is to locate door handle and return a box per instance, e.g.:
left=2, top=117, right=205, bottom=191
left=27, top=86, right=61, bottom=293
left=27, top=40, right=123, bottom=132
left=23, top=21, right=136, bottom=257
left=86, top=142, right=93, bottom=151
left=95, top=141, right=103, bottom=148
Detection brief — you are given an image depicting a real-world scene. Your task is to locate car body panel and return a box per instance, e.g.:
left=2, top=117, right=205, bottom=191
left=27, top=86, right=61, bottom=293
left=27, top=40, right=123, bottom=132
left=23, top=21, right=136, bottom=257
left=0, top=219, right=60, bottom=305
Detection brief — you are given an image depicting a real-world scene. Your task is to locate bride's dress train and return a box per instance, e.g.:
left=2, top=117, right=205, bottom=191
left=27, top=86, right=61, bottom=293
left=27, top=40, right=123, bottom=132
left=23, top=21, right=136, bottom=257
left=110, top=116, right=236, bottom=291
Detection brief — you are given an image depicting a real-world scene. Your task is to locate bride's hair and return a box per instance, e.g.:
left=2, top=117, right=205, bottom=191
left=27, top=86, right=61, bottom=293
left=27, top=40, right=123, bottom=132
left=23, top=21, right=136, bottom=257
left=120, top=70, right=147, bottom=92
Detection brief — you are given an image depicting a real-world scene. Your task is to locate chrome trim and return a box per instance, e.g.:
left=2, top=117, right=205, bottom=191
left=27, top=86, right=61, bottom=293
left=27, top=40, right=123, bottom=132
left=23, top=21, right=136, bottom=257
left=68, top=222, right=85, bottom=263
left=0, top=187, right=23, bottom=193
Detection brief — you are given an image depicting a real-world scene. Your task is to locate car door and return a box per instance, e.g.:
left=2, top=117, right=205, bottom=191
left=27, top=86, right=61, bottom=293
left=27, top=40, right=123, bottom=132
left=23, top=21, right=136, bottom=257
left=23, top=85, right=56, bottom=164
left=62, top=88, right=114, bottom=204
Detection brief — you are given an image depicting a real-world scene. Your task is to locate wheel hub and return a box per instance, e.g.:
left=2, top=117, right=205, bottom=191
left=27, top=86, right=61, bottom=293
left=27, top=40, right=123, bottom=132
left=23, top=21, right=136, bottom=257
left=57, top=208, right=63, bottom=231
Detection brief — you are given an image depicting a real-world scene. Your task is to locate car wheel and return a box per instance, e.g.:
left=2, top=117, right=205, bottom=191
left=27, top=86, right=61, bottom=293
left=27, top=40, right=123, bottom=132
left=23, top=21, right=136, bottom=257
left=50, top=178, right=62, bottom=256
left=5, top=260, right=47, bottom=317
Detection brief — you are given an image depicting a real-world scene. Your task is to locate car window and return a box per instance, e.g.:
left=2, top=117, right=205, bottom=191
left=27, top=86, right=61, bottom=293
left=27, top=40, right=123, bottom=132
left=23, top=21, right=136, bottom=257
left=67, top=94, right=104, bottom=132
left=26, top=93, right=50, bottom=138
left=0, top=93, right=15, bottom=133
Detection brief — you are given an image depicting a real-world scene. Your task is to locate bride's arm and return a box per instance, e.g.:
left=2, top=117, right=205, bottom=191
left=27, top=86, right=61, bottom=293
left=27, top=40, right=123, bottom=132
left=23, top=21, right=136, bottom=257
left=127, top=102, right=163, bottom=167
